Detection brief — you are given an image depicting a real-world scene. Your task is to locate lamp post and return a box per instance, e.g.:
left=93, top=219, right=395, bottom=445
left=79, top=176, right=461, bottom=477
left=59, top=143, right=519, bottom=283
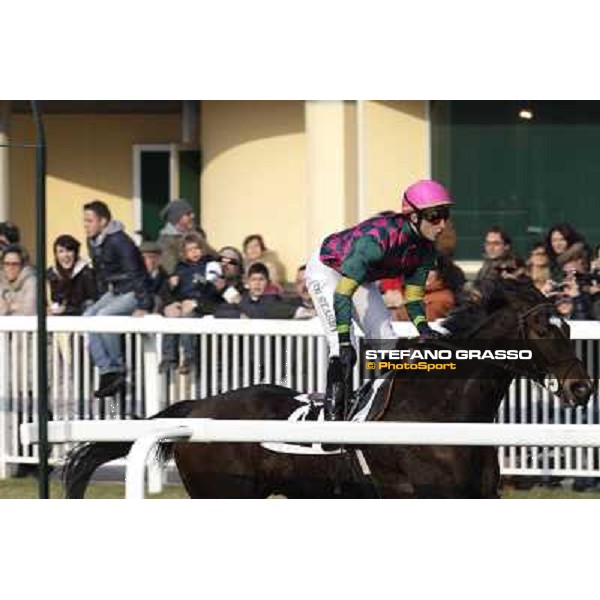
left=31, top=100, right=49, bottom=499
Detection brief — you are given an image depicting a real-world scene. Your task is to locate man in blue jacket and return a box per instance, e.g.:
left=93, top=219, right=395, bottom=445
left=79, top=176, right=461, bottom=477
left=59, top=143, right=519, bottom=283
left=83, top=200, right=152, bottom=398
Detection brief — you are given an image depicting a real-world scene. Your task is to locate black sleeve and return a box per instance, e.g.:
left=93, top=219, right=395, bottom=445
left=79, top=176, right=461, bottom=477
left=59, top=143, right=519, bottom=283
left=117, top=235, right=152, bottom=310
left=214, top=303, right=243, bottom=319
left=83, top=267, right=98, bottom=303
left=571, top=292, right=592, bottom=320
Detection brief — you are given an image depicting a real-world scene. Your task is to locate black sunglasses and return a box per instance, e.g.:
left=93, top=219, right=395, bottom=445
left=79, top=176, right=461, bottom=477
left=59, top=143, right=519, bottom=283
left=421, top=206, right=450, bottom=224
left=220, top=256, right=240, bottom=266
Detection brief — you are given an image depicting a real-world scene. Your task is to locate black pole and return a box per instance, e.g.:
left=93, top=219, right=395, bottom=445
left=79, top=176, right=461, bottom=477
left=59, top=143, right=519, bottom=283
left=31, top=101, right=49, bottom=499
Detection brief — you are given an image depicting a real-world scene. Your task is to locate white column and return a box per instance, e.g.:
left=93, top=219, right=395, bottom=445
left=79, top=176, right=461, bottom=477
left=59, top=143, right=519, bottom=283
left=305, top=100, right=358, bottom=250
left=0, top=101, right=10, bottom=221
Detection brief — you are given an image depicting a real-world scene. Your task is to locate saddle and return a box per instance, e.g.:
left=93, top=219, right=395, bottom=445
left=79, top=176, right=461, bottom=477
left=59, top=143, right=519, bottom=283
left=260, top=373, right=394, bottom=455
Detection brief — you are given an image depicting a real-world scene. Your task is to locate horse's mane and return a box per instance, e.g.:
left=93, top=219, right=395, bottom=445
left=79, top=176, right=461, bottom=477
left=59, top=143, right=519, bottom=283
left=443, top=276, right=543, bottom=338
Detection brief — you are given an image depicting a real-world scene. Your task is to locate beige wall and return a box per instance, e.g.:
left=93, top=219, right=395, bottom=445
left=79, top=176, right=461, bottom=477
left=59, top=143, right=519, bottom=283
left=6, top=102, right=431, bottom=280
left=361, top=100, right=429, bottom=217
left=201, top=101, right=307, bottom=281
left=10, top=114, right=181, bottom=260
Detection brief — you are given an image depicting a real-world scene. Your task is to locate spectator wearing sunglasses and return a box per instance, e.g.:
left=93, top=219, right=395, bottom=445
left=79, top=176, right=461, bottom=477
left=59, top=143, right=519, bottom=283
left=305, top=179, right=453, bottom=420
left=551, top=242, right=593, bottom=321
left=0, top=245, right=36, bottom=316
left=214, top=246, right=245, bottom=304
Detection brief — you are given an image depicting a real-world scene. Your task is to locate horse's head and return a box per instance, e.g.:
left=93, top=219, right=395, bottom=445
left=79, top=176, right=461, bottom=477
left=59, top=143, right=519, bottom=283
left=448, top=277, right=594, bottom=407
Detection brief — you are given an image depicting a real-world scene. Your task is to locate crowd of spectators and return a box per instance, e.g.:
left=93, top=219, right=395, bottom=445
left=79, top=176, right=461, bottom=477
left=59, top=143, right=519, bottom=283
left=0, top=197, right=318, bottom=394
left=2, top=197, right=600, bottom=400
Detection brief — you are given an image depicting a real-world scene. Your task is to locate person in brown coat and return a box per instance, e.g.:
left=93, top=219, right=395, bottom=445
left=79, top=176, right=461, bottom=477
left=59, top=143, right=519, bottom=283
left=423, top=268, right=456, bottom=321
left=395, top=258, right=459, bottom=322
left=0, top=245, right=36, bottom=316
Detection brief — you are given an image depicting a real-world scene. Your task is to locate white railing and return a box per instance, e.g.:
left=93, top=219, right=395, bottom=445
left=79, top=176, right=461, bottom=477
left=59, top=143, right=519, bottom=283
left=20, top=419, right=600, bottom=499
left=2, top=316, right=600, bottom=480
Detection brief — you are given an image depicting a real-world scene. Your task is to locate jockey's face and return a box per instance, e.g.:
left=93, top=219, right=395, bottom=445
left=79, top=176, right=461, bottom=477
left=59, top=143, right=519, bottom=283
left=410, top=211, right=448, bottom=241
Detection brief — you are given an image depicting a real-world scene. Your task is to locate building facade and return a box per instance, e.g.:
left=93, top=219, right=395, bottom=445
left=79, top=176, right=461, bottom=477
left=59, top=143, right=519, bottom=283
left=2, top=100, right=596, bottom=277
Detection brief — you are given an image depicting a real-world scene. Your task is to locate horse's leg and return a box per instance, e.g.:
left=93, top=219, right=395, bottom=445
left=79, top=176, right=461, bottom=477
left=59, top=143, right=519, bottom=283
left=475, top=447, right=501, bottom=499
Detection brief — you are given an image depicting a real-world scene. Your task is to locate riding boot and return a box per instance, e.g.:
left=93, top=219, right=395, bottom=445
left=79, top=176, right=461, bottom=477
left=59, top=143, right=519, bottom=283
left=324, top=396, right=336, bottom=421
left=325, top=357, right=342, bottom=421
left=334, top=386, right=347, bottom=421
left=324, top=383, right=340, bottom=421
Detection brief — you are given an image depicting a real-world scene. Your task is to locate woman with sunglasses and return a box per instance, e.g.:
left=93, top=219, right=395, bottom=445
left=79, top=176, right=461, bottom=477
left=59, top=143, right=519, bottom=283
left=305, top=179, right=453, bottom=420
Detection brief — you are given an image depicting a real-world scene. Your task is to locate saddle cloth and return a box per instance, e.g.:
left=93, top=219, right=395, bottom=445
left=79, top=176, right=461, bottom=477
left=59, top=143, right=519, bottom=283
left=261, top=374, right=392, bottom=455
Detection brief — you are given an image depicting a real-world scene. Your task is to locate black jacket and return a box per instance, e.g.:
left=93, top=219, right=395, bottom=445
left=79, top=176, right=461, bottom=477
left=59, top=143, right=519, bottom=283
left=87, top=220, right=152, bottom=310
left=146, top=265, right=170, bottom=313
left=166, top=256, right=223, bottom=315
left=215, top=292, right=290, bottom=319
left=47, top=259, right=98, bottom=315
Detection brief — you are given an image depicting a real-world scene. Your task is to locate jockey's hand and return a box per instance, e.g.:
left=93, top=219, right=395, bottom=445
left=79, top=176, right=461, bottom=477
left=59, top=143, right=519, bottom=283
left=417, top=324, right=445, bottom=341
left=326, top=344, right=357, bottom=420
left=327, top=343, right=356, bottom=388
left=339, top=342, right=357, bottom=379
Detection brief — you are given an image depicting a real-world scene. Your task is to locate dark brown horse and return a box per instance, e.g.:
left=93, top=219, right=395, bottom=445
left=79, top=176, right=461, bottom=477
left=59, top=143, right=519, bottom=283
left=64, top=278, right=594, bottom=498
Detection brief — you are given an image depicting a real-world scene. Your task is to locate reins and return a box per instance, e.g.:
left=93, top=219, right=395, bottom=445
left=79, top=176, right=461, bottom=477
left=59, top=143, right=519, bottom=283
left=377, top=299, right=583, bottom=418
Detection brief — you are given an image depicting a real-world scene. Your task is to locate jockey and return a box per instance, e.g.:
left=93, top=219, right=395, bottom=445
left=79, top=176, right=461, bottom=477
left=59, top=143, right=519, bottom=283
left=305, top=179, right=453, bottom=420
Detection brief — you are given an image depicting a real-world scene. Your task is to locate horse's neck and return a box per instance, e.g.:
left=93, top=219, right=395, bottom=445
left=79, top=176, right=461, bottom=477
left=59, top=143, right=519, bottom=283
left=385, top=360, right=514, bottom=424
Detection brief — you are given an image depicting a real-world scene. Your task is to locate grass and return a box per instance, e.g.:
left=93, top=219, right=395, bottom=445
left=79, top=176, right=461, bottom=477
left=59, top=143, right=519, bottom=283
left=2, top=478, right=600, bottom=499
left=0, top=479, right=188, bottom=499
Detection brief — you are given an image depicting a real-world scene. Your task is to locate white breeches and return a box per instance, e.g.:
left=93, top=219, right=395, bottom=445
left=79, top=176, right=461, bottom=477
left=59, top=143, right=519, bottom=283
left=305, top=249, right=396, bottom=357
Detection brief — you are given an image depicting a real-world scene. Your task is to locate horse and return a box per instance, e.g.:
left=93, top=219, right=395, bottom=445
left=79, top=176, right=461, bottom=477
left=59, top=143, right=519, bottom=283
left=63, top=277, right=594, bottom=498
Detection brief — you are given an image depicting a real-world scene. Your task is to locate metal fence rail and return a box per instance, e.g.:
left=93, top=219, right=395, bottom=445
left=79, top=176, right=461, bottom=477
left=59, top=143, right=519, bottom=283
left=1, top=316, right=600, bottom=479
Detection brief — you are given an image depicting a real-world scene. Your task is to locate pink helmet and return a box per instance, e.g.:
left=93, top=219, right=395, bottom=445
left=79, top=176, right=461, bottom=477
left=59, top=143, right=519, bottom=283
left=401, top=179, right=453, bottom=214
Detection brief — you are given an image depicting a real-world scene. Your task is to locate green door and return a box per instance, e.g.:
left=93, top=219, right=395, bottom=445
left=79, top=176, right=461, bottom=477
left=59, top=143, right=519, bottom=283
left=139, top=149, right=201, bottom=241
left=179, top=150, right=201, bottom=225
left=141, top=150, right=170, bottom=241
left=431, top=101, right=600, bottom=259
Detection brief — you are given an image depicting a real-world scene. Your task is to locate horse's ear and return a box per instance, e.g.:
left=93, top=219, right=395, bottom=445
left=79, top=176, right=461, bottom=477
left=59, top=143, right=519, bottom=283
left=476, top=279, right=506, bottom=311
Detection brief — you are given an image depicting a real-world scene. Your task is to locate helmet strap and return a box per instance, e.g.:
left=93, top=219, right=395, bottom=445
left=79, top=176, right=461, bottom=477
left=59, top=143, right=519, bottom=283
left=403, top=195, right=425, bottom=236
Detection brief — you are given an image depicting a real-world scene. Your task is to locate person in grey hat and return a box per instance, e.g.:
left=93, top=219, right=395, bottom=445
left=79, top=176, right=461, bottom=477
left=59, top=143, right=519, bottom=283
left=157, top=199, right=196, bottom=275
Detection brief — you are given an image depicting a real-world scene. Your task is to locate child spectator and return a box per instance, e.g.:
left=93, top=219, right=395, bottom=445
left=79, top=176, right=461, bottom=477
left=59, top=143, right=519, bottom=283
left=160, top=232, right=222, bottom=374
left=0, top=245, right=36, bottom=315
left=215, top=262, right=287, bottom=319
left=239, top=262, right=285, bottom=318
left=47, top=234, right=97, bottom=315
left=140, top=241, right=169, bottom=314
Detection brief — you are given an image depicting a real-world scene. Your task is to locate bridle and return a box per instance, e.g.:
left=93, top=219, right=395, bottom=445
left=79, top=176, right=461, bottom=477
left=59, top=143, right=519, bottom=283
left=428, top=300, right=584, bottom=404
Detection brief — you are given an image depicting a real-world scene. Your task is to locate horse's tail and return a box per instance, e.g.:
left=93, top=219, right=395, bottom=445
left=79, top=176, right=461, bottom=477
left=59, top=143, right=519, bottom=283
left=63, top=400, right=197, bottom=499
